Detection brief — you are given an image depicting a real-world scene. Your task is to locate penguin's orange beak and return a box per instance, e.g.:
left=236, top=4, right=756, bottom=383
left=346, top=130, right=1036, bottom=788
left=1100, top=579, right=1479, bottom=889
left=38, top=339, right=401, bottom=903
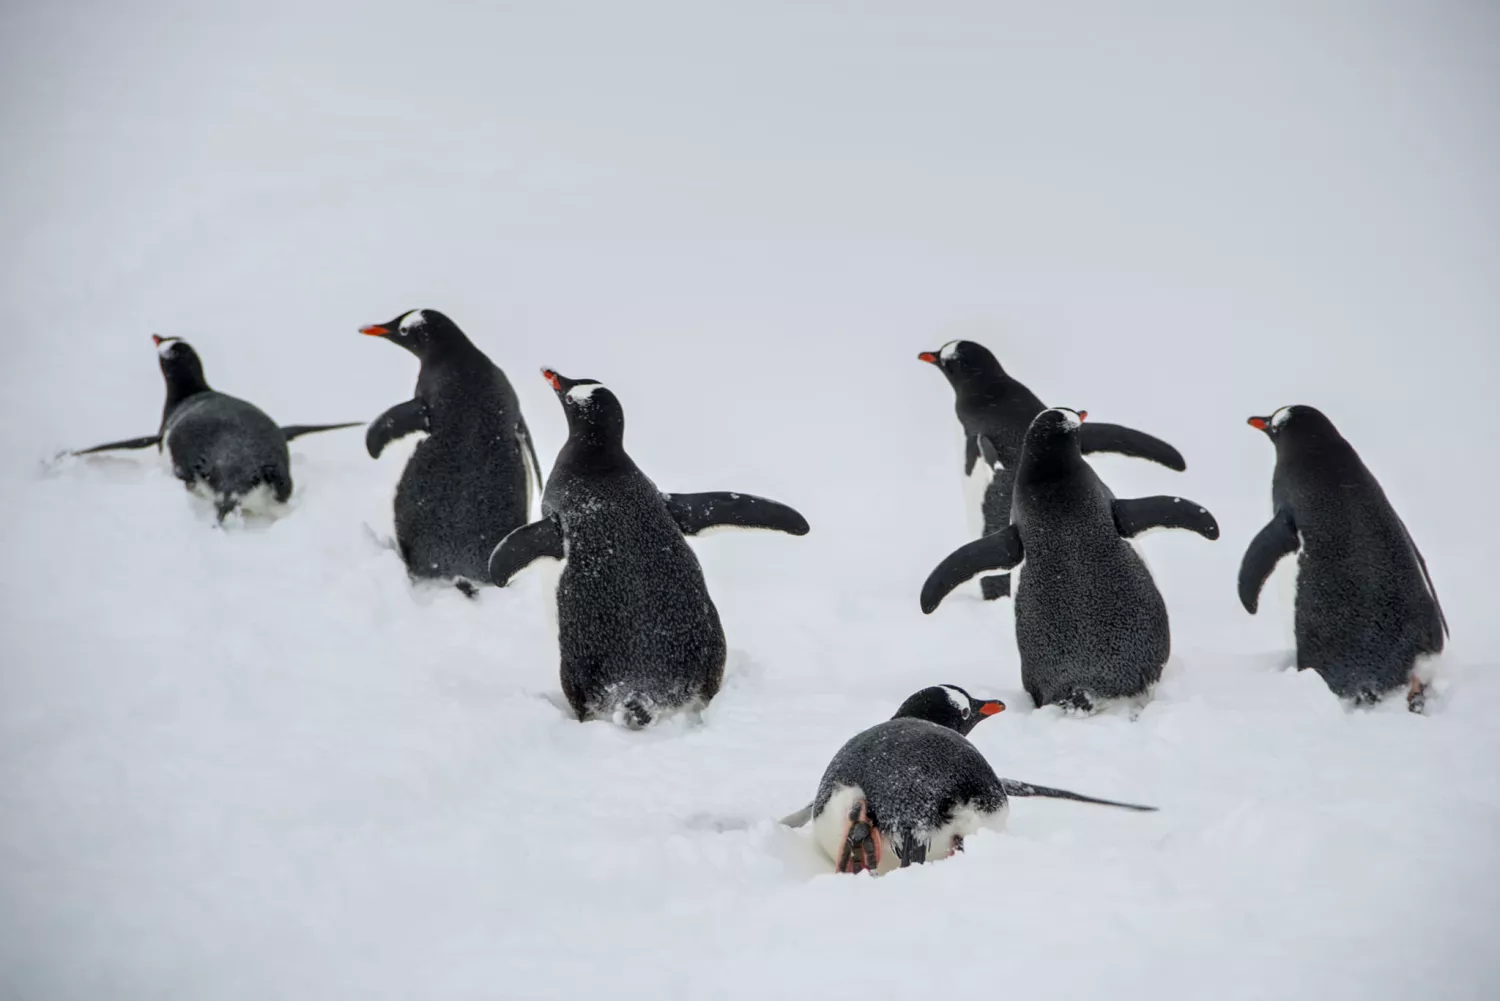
left=541, top=368, right=562, bottom=392
left=1078, top=410, right=1089, bottom=422
left=1248, top=416, right=1269, bottom=430
left=917, top=351, right=939, bottom=365
left=151, top=334, right=163, bottom=346
left=359, top=325, right=389, bottom=337
left=979, top=700, right=1005, bottom=716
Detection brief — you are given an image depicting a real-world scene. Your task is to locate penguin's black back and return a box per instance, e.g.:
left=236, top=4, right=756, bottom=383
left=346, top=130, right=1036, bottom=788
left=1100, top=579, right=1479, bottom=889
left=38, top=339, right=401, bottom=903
left=1271, top=413, right=1445, bottom=699
left=162, top=391, right=292, bottom=507
left=1011, top=423, right=1169, bottom=707
left=547, top=451, right=725, bottom=723
left=814, top=719, right=1006, bottom=834
left=397, top=349, right=532, bottom=582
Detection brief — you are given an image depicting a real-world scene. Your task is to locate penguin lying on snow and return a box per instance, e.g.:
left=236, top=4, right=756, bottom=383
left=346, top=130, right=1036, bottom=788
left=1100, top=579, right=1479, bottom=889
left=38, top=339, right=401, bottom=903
left=921, top=408, right=1219, bottom=712
left=488, top=370, right=809, bottom=728
left=781, top=685, right=1156, bottom=875
left=360, top=309, right=543, bottom=593
left=919, top=339, right=1186, bottom=600
left=71, top=336, right=360, bottom=521
left=1240, top=406, right=1448, bottom=711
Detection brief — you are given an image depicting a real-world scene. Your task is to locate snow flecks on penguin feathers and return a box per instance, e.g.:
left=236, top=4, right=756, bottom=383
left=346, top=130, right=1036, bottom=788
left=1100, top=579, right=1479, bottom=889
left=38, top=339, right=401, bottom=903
left=69, top=335, right=360, bottom=522
left=359, top=309, right=539, bottom=591
left=488, top=368, right=809, bottom=729
left=918, top=339, right=1188, bottom=602
left=922, top=408, right=1219, bottom=713
left=795, top=685, right=1156, bottom=875
left=1241, top=405, right=1447, bottom=711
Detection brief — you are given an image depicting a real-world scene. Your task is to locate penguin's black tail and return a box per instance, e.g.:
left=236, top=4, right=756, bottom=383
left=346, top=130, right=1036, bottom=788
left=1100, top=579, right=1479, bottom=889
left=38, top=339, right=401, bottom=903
left=612, top=694, right=657, bottom=731
left=1000, top=779, right=1157, bottom=812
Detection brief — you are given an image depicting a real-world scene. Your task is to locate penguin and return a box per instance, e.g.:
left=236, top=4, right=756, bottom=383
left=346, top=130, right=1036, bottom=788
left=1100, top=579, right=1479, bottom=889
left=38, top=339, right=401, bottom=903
left=1239, top=405, right=1448, bottom=711
left=920, top=408, right=1219, bottom=712
left=918, top=339, right=1186, bottom=600
left=360, top=309, right=542, bottom=592
left=70, top=335, right=360, bottom=521
left=487, top=369, right=809, bottom=729
left=780, top=685, right=1157, bottom=875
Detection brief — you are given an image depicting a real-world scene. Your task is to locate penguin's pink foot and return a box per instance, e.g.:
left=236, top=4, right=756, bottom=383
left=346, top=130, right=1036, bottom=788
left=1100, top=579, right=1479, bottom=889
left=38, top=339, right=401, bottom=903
left=835, top=799, right=882, bottom=875
left=1408, top=676, right=1428, bottom=714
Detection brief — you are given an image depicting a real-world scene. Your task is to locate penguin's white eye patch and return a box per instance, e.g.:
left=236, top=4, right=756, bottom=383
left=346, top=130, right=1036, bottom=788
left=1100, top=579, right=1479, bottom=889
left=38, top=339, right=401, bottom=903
left=565, top=383, right=603, bottom=405
left=939, top=340, right=960, bottom=362
left=1271, top=407, right=1293, bottom=428
left=399, top=310, right=426, bottom=335
left=156, top=339, right=177, bottom=357
left=941, top=686, right=968, bottom=715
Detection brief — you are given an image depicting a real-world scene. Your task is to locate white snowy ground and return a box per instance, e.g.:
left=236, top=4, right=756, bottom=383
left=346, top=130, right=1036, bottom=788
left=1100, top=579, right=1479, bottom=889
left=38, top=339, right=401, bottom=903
left=3, top=2, right=1498, bottom=999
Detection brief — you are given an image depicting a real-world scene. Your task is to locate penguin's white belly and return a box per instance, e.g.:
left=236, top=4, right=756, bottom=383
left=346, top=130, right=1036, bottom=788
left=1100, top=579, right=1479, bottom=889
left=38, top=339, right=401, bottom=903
left=963, top=459, right=994, bottom=538
left=536, top=556, right=565, bottom=640
left=1270, top=539, right=1302, bottom=659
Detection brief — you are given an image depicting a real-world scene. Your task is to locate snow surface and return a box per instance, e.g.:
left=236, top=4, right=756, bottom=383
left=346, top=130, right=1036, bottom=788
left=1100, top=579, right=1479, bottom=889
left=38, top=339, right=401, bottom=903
left=3, top=2, right=1499, bottom=999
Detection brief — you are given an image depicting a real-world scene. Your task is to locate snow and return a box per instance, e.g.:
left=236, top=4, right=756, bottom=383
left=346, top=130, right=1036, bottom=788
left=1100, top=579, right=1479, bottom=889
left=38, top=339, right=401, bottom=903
left=2, top=2, right=1499, bottom=999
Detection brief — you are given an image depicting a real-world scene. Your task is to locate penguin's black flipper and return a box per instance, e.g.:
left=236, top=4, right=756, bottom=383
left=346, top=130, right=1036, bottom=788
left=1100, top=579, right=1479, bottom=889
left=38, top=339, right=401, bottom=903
left=999, top=779, right=1158, bottom=812
left=1398, top=518, right=1449, bottom=641
left=71, top=433, right=162, bottom=455
left=280, top=422, right=363, bottom=442
left=1079, top=422, right=1186, bottom=471
left=1238, top=509, right=1300, bottom=614
left=920, top=525, right=1024, bottom=614
left=661, top=492, right=811, bottom=537
left=778, top=803, right=814, bottom=828
left=366, top=398, right=430, bottom=459
left=488, top=514, right=565, bottom=586
left=1113, top=496, right=1220, bottom=540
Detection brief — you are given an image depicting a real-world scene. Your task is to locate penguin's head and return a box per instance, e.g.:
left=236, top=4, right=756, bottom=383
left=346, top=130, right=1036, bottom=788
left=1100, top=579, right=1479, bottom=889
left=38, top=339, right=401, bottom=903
left=151, top=334, right=209, bottom=389
left=542, top=368, right=625, bottom=445
left=1247, top=405, right=1336, bottom=446
left=359, top=309, right=460, bottom=358
left=1024, top=406, right=1088, bottom=449
left=892, top=685, right=1005, bottom=736
left=917, top=340, right=1004, bottom=385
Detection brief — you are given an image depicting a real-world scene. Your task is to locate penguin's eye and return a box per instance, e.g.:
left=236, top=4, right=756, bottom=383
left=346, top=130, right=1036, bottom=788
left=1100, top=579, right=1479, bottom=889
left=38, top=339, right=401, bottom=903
left=961, top=706, right=971, bottom=719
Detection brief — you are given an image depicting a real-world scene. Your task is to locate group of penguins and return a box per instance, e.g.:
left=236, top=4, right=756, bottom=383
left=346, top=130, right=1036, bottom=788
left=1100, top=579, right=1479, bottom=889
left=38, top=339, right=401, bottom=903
left=71, top=310, right=1450, bottom=875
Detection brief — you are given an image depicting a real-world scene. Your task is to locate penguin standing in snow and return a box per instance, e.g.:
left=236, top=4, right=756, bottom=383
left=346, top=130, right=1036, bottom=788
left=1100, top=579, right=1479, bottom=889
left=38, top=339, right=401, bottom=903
left=921, top=408, right=1219, bottom=712
left=918, top=340, right=1186, bottom=600
left=1240, top=406, right=1447, bottom=711
left=780, top=685, right=1156, bottom=875
left=488, top=369, right=809, bottom=729
left=70, top=336, right=360, bottom=521
left=360, top=309, right=542, bottom=592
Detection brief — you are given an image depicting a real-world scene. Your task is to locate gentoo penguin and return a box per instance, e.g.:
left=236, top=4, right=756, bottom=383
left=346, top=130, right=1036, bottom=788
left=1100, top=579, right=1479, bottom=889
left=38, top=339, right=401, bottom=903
left=488, top=369, right=809, bottom=728
left=781, top=685, right=1156, bottom=875
left=1240, top=405, right=1448, bottom=711
left=71, top=336, right=360, bottom=521
left=918, top=340, right=1186, bottom=600
left=920, top=408, right=1219, bottom=712
left=360, top=309, right=542, bottom=591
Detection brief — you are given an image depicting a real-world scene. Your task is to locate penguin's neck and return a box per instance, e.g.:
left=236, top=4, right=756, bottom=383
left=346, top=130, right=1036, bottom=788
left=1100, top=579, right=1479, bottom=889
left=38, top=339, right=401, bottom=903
left=161, top=374, right=211, bottom=421
left=1020, top=441, right=1085, bottom=481
left=562, top=430, right=627, bottom=469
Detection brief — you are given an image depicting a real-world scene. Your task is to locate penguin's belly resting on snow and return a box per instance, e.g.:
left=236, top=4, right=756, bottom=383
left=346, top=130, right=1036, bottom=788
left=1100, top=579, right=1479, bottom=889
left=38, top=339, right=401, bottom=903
left=918, top=339, right=1187, bottom=602
left=1239, top=406, right=1448, bottom=711
left=920, top=408, right=1219, bottom=712
left=488, top=370, right=810, bottom=729
left=360, top=308, right=542, bottom=591
left=782, top=686, right=1156, bottom=874
left=69, top=335, right=360, bottom=522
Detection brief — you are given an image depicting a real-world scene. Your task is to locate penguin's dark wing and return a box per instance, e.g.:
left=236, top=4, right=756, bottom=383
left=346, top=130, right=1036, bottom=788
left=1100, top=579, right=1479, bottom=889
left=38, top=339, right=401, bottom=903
left=366, top=398, right=429, bottom=459
left=1398, top=518, right=1449, bottom=640
left=1238, top=508, right=1299, bottom=614
left=1078, top=423, right=1186, bottom=471
left=778, top=803, right=814, bottom=828
left=280, top=422, right=363, bottom=442
left=1113, top=496, right=1220, bottom=540
left=661, top=492, right=811, bottom=537
left=920, top=526, right=1024, bottom=614
left=516, top=419, right=545, bottom=515
left=488, top=515, right=565, bottom=587
left=976, top=434, right=1002, bottom=470
left=964, top=434, right=983, bottom=475
left=70, top=433, right=163, bottom=455
left=999, top=779, right=1157, bottom=812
